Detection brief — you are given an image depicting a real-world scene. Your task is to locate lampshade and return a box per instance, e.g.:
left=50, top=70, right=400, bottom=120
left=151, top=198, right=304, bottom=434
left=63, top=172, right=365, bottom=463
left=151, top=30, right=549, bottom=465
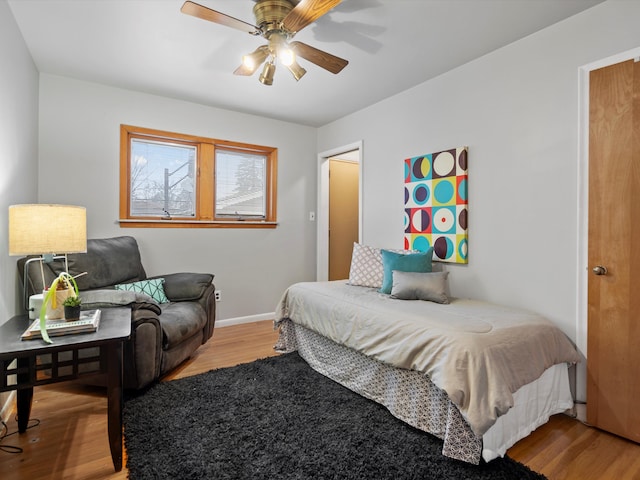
left=259, top=61, right=276, bottom=86
left=9, top=204, right=87, bottom=256
left=241, top=45, right=270, bottom=74
left=286, top=60, right=307, bottom=81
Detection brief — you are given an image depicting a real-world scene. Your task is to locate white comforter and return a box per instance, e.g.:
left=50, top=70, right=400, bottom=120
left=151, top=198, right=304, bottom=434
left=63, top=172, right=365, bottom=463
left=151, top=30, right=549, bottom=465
left=275, top=281, right=580, bottom=437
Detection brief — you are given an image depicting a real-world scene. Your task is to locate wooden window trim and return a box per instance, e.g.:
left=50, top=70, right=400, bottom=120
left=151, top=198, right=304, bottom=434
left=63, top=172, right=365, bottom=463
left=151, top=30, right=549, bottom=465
left=119, top=125, right=278, bottom=229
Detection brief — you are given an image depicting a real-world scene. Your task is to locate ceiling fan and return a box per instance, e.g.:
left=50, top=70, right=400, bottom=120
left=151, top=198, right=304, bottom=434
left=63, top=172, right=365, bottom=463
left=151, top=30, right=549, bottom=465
left=181, top=0, right=349, bottom=85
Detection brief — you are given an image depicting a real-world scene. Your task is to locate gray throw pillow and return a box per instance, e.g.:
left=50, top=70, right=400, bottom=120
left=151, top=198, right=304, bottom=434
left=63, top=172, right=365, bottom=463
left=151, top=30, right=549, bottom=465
left=390, top=271, right=450, bottom=304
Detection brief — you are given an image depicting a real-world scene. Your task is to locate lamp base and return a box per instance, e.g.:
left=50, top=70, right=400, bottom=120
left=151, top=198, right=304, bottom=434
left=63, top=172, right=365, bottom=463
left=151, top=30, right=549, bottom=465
left=28, top=293, right=44, bottom=320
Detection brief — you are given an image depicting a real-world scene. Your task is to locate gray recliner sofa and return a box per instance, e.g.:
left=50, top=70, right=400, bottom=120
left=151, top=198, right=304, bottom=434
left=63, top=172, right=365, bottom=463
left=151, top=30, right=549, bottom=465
left=18, top=236, right=216, bottom=389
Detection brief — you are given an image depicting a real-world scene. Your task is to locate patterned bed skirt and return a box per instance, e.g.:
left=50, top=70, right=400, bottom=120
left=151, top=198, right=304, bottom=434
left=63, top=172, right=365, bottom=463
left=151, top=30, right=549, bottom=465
left=275, top=319, right=483, bottom=464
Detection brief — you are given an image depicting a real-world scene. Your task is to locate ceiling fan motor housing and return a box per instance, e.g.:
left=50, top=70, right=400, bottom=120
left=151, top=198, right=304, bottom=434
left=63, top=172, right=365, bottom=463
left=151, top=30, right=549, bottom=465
left=253, top=0, right=294, bottom=33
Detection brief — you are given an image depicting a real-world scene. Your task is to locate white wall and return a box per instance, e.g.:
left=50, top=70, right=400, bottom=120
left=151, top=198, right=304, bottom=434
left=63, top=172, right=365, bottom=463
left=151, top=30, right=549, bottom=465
left=38, top=75, right=318, bottom=321
left=0, top=0, right=39, bottom=324
left=0, top=0, right=39, bottom=419
left=318, top=0, right=640, bottom=401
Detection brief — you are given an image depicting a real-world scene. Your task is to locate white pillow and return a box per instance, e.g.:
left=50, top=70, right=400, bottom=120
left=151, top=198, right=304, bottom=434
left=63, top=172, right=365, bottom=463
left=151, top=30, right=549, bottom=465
left=348, top=243, right=416, bottom=289
left=347, top=243, right=383, bottom=287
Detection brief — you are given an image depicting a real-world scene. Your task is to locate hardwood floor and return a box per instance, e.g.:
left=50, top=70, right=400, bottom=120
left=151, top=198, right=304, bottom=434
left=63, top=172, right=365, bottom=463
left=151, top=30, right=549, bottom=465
left=1, top=320, right=639, bottom=479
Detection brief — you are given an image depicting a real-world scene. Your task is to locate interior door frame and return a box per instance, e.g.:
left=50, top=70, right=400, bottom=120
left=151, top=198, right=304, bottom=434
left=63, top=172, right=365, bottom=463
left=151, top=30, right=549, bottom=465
left=317, top=141, right=363, bottom=281
left=576, top=47, right=640, bottom=406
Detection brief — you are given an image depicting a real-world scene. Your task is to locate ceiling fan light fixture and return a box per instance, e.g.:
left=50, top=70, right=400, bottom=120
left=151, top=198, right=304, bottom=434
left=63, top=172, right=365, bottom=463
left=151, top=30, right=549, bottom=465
left=286, top=60, right=307, bottom=81
left=279, top=46, right=295, bottom=67
left=181, top=1, right=349, bottom=84
left=259, top=60, right=276, bottom=85
left=242, top=45, right=269, bottom=73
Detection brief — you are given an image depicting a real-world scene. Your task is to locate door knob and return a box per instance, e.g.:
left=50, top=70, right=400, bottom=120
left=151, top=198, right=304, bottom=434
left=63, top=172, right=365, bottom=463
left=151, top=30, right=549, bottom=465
left=592, top=265, right=608, bottom=276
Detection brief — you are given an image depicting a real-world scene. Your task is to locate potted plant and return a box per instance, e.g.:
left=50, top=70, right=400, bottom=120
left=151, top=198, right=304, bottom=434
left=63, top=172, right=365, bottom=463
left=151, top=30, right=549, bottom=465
left=63, top=294, right=82, bottom=321
left=39, top=272, right=80, bottom=343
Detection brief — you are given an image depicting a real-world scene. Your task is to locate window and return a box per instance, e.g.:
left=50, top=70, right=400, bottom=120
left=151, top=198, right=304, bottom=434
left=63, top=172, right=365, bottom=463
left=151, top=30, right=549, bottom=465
left=129, top=138, right=196, bottom=218
left=215, top=149, right=267, bottom=218
left=119, top=125, right=277, bottom=228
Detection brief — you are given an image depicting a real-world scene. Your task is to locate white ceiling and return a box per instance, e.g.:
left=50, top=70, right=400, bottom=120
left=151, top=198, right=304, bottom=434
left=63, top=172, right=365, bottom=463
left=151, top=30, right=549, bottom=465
left=8, top=0, right=604, bottom=127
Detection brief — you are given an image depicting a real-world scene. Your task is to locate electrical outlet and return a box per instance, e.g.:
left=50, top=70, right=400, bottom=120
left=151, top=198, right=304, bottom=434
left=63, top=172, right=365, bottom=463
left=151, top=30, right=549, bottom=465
left=215, top=290, right=222, bottom=302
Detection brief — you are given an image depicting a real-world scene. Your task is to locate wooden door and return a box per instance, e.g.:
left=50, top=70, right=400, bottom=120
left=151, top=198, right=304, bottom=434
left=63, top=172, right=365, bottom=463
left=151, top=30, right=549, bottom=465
left=329, top=159, right=359, bottom=280
left=587, top=59, right=640, bottom=442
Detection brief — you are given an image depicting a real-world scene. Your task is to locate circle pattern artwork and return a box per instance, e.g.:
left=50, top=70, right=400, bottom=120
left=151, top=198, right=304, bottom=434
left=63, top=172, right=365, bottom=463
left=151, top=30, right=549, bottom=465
left=434, top=180, right=454, bottom=205
left=433, top=151, right=455, bottom=178
left=404, top=147, right=468, bottom=263
left=412, top=209, right=431, bottom=233
left=412, top=235, right=431, bottom=252
left=458, top=208, right=468, bottom=230
left=411, top=156, right=431, bottom=180
left=434, top=236, right=454, bottom=261
left=458, top=238, right=468, bottom=260
left=457, top=178, right=468, bottom=203
left=433, top=207, right=454, bottom=234
left=413, top=185, right=430, bottom=205
left=458, top=149, right=468, bottom=170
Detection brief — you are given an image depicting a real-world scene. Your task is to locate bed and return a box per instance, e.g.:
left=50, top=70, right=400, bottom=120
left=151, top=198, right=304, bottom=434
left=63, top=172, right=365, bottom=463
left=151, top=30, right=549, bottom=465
left=274, top=261, right=580, bottom=464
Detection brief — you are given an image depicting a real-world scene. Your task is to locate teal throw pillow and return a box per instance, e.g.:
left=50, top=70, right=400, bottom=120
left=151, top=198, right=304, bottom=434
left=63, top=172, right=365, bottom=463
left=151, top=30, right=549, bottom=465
left=379, top=248, right=433, bottom=294
left=115, top=278, right=169, bottom=304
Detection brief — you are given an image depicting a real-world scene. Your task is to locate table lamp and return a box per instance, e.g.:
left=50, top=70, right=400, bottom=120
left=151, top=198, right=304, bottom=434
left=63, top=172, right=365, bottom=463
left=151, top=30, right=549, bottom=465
left=8, top=204, right=87, bottom=317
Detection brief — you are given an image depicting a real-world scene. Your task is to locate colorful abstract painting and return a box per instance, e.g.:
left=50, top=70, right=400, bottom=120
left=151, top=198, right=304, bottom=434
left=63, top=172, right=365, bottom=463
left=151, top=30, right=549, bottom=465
left=404, top=147, right=468, bottom=263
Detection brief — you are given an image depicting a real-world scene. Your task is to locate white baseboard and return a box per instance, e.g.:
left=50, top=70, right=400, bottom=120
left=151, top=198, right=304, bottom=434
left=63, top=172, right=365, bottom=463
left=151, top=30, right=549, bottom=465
left=575, top=402, right=587, bottom=424
left=214, top=312, right=274, bottom=328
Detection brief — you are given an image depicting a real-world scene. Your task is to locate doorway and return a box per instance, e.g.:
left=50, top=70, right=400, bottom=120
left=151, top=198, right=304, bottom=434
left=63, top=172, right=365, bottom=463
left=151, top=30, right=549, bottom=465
left=328, top=154, right=360, bottom=280
left=317, top=142, right=363, bottom=281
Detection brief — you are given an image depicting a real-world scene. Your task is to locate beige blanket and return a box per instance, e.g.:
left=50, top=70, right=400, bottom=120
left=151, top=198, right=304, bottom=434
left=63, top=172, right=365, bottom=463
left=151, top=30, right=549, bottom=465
left=275, top=281, right=580, bottom=437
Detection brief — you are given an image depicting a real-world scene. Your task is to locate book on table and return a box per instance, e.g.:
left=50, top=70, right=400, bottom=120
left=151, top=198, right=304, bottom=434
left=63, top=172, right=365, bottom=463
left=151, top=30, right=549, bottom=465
left=21, top=309, right=101, bottom=340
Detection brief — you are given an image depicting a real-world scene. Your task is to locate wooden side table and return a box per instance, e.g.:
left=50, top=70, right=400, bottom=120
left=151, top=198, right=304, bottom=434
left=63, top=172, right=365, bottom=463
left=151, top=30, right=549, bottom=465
left=0, top=308, right=131, bottom=472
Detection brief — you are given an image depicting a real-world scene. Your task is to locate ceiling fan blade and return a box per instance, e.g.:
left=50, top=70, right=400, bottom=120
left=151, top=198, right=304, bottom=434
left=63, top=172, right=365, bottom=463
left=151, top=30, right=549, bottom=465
left=290, top=41, right=348, bottom=74
left=282, top=0, right=341, bottom=33
left=181, top=1, right=260, bottom=35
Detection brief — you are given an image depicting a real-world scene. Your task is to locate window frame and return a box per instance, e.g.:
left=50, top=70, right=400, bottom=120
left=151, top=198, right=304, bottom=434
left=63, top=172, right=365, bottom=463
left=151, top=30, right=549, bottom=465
left=119, top=125, right=278, bottom=228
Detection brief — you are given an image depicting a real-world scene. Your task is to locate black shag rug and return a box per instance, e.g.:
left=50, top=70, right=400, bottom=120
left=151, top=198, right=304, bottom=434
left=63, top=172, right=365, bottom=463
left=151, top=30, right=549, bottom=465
left=123, top=352, right=546, bottom=480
